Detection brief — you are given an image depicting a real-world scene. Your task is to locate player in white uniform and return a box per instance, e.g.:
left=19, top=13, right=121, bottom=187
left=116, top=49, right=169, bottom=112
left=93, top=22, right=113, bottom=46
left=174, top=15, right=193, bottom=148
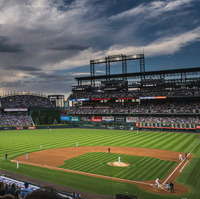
left=118, top=156, right=121, bottom=164
left=179, top=153, right=183, bottom=161
left=155, top=178, right=159, bottom=187
left=17, top=161, right=19, bottom=169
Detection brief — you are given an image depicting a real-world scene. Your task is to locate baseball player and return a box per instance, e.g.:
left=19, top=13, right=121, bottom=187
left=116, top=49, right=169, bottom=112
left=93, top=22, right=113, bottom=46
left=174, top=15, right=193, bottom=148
left=40, top=145, right=42, bottom=150
left=179, top=153, right=183, bottom=161
left=17, top=161, right=19, bottom=169
left=118, top=156, right=121, bottom=164
left=76, top=141, right=78, bottom=147
left=155, top=178, right=159, bottom=187
left=185, top=152, right=188, bottom=159
left=26, top=153, right=28, bottom=160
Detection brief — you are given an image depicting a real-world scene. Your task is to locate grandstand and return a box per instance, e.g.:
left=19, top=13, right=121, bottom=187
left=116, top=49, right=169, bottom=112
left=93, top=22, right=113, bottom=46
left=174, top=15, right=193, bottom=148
left=63, top=53, right=200, bottom=132
left=0, top=92, right=56, bottom=128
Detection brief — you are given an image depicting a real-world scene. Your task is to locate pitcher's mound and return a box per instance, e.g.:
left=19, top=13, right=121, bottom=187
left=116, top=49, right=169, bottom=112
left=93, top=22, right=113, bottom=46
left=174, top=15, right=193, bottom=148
left=108, top=162, right=130, bottom=167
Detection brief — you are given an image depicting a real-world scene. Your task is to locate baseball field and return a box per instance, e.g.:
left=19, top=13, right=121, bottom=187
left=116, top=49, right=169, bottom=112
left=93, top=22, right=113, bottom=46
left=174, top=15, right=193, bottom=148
left=0, top=128, right=200, bottom=199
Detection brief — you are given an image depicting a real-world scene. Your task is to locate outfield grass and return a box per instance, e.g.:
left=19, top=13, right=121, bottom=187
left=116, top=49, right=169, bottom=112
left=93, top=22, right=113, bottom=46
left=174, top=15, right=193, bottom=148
left=0, top=128, right=200, bottom=199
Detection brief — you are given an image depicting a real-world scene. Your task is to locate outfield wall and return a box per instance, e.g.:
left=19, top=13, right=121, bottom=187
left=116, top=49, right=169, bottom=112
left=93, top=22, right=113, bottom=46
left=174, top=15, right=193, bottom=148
left=60, top=116, right=200, bottom=132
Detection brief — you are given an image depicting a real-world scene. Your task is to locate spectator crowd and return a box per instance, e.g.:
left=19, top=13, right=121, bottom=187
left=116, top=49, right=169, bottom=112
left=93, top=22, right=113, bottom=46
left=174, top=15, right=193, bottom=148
left=64, top=101, right=200, bottom=115
left=68, top=88, right=200, bottom=100
left=0, top=178, right=81, bottom=199
left=0, top=115, right=33, bottom=127
left=0, top=95, right=54, bottom=109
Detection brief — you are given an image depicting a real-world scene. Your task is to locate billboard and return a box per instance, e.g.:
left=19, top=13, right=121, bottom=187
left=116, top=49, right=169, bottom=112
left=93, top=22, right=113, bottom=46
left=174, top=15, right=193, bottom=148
left=91, top=98, right=110, bottom=101
left=28, top=126, right=36, bottom=130
left=196, top=125, right=200, bottom=129
left=115, top=117, right=125, bottom=122
left=4, top=108, right=28, bottom=112
left=102, top=117, right=114, bottom=122
left=16, top=127, right=24, bottom=130
left=81, top=117, right=90, bottom=122
left=60, top=116, right=71, bottom=121
left=139, top=96, right=166, bottom=100
left=71, top=117, right=80, bottom=122
left=126, top=117, right=137, bottom=122
left=90, top=117, right=102, bottom=122
left=68, top=98, right=89, bottom=101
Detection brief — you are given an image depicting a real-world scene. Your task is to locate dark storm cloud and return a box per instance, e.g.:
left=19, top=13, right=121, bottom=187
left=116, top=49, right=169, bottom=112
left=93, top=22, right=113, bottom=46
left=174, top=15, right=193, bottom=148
left=0, top=81, right=24, bottom=87
left=0, top=36, right=24, bottom=53
left=24, top=70, right=73, bottom=83
left=2, top=65, right=41, bottom=71
left=49, top=44, right=90, bottom=51
left=0, top=72, right=73, bottom=88
left=0, top=0, right=200, bottom=96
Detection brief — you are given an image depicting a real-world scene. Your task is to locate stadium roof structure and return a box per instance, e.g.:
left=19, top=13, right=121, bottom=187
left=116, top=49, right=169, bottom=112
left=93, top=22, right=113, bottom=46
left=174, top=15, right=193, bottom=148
left=74, top=66, right=200, bottom=85
left=0, top=91, right=49, bottom=98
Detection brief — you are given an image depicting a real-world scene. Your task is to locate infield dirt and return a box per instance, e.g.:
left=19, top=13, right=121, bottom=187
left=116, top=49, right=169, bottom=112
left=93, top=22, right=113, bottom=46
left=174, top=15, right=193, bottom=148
left=13, top=146, right=192, bottom=195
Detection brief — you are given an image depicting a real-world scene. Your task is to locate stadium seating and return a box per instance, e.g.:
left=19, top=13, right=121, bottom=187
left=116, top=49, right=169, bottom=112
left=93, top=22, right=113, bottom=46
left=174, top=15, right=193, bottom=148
left=1, top=95, right=54, bottom=109
left=0, top=114, right=34, bottom=127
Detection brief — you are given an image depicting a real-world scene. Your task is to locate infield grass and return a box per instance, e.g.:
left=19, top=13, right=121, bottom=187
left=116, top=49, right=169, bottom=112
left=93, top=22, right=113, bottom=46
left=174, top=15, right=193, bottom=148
left=59, top=152, right=177, bottom=181
left=0, top=128, right=200, bottom=199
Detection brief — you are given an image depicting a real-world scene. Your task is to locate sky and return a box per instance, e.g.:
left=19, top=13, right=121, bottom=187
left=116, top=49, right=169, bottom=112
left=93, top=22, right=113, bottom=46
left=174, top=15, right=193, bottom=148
left=0, top=0, right=200, bottom=98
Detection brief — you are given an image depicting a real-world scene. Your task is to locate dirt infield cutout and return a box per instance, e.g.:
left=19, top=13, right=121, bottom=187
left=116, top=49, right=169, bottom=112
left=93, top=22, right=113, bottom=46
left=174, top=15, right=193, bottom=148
left=108, top=162, right=130, bottom=167
left=12, top=146, right=192, bottom=195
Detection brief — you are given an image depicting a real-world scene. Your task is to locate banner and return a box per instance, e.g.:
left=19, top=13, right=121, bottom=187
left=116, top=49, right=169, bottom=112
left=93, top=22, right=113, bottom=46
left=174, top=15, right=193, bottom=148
left=91, top=98, right=110, bottom=101
left=196, top=125, right=200, bottom=129
left=126, top=117, right=137, bottom=122
left=71, top=117, right=80, bottom=122
left=28, top=126, right=36, bottom=130
left=90, top=117, right=102, bottom=122
left=68, top=98, right=89, bottom=101
left=81, top=117, right=90, bottom=122
left=16, top=127, right=24, bottom=130
left=60, top=116, right=71, bottom=121
left=115, top=117, right=125, bottom=122
left=4, top=108, right=28, bottom=112
left=102, top=117, right=114, bottom=122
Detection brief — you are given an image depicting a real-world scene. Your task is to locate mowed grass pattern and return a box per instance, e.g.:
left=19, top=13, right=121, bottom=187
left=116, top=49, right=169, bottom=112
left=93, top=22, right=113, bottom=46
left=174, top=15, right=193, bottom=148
left=0, top=128, right=200, bottom=199
left=0, top=129, right=199, bottom=160
left=59, top=152, right=178, bottom=181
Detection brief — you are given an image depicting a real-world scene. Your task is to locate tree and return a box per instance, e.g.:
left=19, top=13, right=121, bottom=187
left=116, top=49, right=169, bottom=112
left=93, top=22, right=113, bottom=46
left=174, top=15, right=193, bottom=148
left=35, top=117, right=40, bottom=125
left=53, top=118, right=58, bottom=124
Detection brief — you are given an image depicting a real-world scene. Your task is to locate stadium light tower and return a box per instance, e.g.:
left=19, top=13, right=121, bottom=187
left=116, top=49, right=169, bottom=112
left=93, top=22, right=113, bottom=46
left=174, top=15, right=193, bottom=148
left=90, top=53, right=145, bottom=85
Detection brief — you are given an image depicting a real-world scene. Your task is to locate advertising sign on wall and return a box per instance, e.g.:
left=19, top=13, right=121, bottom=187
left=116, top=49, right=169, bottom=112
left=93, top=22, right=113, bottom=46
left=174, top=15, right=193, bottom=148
left=90, top=117, right=102, bottom=122
left=126, top=117, right=137, bottom=123
left=28, top=126, right=36, bottom=130
left=60, top=116, right=71, bottom=121
left=81, top=117, right=91, bottom=122
left=16, top=127, right=24, bottom=130
left=196, top=125, right=200, bottom=129
left=115, top=117, right=125, bottom=122
left=102, top=117, right=114, bottom=122
left=71, top=117, right=80, bottom=122
left=4, top=108, right=28, bottom=112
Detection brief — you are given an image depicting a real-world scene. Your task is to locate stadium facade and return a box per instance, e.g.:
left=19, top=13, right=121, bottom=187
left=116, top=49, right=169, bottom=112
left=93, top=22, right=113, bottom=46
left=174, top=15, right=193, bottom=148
left=62, top=54, right=200, bottom=132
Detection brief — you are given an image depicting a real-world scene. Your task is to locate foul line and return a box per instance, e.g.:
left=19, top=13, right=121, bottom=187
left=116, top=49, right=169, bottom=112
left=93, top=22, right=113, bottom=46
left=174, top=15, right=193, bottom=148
left=179, top=160, right=189, bottom=173
left=11, top=160, right=153, bottom=186
left=163, top=141, right=200, bottom=185
left=187, top=141, right=200, bottom=157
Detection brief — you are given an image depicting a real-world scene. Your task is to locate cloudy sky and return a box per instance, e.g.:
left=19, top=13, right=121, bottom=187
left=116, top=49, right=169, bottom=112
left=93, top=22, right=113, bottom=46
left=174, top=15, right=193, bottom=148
left=0, top=0, right=200, bottom=98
